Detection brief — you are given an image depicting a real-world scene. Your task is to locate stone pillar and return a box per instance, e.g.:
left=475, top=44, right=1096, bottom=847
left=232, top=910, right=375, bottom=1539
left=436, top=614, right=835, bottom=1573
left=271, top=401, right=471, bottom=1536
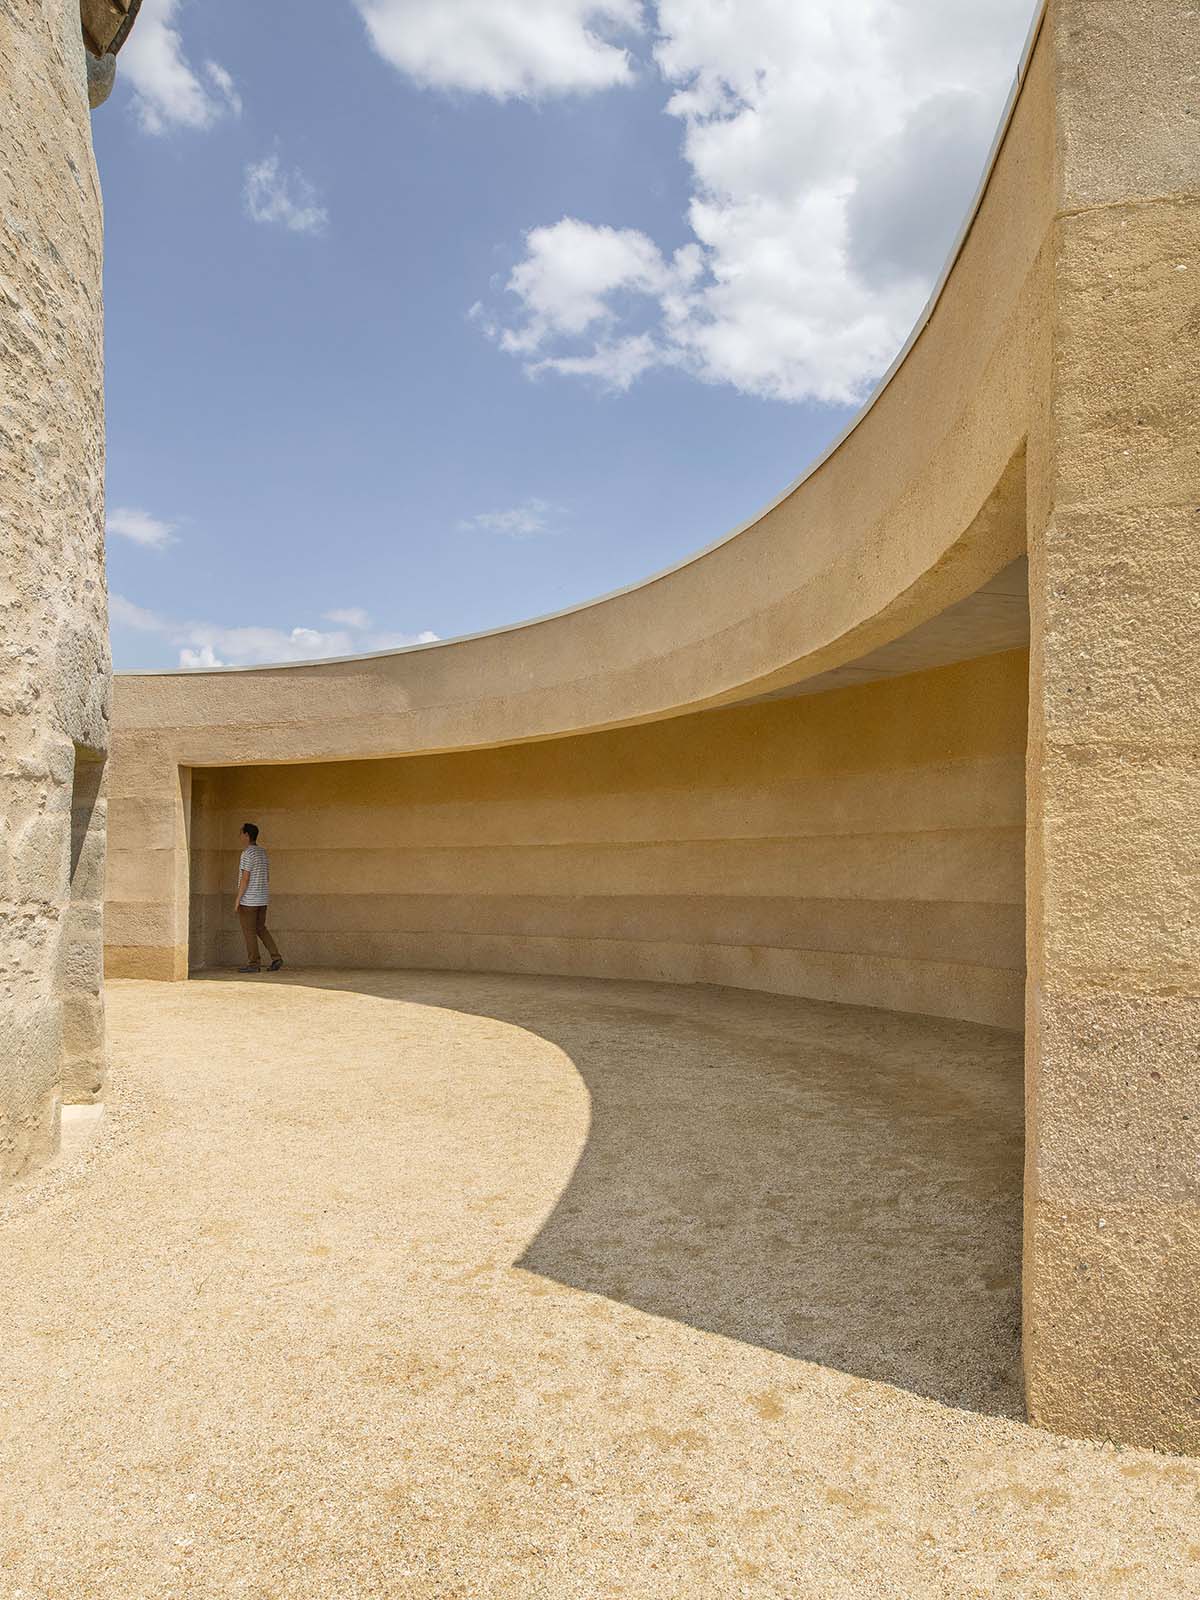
left=1024, top=0, right=1200, bottom=1450
left=0, top=2, right=111, bottom=1179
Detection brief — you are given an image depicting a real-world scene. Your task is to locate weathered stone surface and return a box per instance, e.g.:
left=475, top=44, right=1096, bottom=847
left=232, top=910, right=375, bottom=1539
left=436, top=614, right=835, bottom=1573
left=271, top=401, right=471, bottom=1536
left=1024, top=0, right=1200, bottom=1450
left=0, top=1, right=110, bottom=1177
left=1052, top=0, right=1200, bottom=209
left=1036, top=507, right=1200, bottom=741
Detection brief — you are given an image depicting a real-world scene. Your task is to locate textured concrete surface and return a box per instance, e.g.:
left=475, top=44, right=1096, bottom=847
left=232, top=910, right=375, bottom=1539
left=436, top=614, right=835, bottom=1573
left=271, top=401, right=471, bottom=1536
left=4, top=972, right=1200, bottom=1598
left=0, top=0, right=111, bottom=1179
left=182, top=651, right=1028, bottom=1031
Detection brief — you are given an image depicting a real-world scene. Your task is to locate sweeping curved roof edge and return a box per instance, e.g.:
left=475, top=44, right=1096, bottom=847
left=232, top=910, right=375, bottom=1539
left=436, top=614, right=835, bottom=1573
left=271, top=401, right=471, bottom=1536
left=120, top=0, right=1047, bottom=680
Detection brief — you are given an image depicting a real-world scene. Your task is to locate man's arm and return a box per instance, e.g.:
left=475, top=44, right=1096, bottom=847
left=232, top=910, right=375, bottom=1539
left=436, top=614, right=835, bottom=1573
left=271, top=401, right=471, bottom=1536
left=235, top=868, right=250, bottom=911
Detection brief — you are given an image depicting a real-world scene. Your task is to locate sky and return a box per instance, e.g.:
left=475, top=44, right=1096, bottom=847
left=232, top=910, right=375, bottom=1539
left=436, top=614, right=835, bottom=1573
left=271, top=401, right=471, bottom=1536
left=97, top=0, right=1040, bottom=671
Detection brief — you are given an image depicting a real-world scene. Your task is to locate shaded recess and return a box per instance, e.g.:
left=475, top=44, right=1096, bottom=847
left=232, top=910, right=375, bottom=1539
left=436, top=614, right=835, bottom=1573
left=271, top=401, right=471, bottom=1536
left=183, top=638, right=1029, bottom=1031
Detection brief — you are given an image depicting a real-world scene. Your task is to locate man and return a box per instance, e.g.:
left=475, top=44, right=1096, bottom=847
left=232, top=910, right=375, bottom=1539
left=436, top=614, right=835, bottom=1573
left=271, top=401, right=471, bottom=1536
left=235, top=821, right=283, bottom=974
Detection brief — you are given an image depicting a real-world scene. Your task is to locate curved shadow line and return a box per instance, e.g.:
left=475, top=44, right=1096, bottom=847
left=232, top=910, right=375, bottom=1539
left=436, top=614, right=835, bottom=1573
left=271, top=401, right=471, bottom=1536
left=288, top=970, right=1026, bottom=1420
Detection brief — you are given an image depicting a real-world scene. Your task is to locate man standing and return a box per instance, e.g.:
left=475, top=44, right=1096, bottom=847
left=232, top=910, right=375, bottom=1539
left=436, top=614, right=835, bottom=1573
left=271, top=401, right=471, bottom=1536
left=235, top=822, right=283, bottom=974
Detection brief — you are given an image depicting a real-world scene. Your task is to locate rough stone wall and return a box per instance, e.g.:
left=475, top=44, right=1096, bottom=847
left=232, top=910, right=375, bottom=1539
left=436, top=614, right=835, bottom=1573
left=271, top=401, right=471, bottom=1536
left=188, top=652, right=1029, bottom=1031
left=1023, top=0, right=1200, bottom=1452
left=0, top=0, right=110, bottom=1178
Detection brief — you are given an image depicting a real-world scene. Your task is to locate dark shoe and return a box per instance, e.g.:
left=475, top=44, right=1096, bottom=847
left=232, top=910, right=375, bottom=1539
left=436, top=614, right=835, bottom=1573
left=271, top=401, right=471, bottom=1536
left=238, top=963, right=261, bottom=973
left=267, top=957, right=284, bottom=972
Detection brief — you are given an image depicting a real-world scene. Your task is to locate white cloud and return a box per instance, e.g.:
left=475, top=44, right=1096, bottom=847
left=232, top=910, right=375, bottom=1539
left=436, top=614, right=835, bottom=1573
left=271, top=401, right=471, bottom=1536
left=458, top=498, right=558, bottom=538
left=177, top=644, right=223, bottom=670
left=323, top=608, right=372, bottom=629
left=119, top=0, right=240, bottom=134
left=530, top=333, right=660, bottom=392
left=109, top=594, right=438, bottom=668
left=490, top=219, right=701, bottom=359
left=106, top=506, right=177, bottom=550
left=202, top=59, right=240, bottom=110
left=845, top=90, right=996, bottom=289
left=109, top=594, right=166, bottom=632
left=354, top=0, right=643, bottom=99
left=478, top=0, right=1038, bottom=404
left=362, top=629, right=441, bottom=652
left=243, top=156, right=329, bottom=235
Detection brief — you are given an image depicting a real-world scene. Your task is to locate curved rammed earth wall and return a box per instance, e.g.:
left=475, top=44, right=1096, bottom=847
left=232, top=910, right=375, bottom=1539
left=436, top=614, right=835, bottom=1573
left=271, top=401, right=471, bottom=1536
left=186, top=653, right=1028, bottom=1029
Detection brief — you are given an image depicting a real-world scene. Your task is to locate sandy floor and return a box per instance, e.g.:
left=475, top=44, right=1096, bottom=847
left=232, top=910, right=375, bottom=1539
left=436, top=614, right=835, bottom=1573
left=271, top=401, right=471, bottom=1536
left=3, top=971, right=1198, bottom=1599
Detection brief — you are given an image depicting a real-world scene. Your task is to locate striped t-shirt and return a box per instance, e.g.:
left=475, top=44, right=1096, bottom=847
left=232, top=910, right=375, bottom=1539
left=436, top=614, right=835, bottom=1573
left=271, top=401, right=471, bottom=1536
left=239, top=844, right=269, bottom=907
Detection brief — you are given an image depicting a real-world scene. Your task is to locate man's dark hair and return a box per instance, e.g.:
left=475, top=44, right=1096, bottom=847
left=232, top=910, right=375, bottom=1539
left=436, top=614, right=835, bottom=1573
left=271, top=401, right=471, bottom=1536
left=241, top=822, right=259, bottom=843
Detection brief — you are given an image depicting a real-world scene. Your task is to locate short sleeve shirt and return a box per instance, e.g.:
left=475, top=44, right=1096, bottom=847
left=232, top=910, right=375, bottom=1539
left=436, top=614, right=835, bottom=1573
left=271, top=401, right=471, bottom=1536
left=239, top=844, right=269, bottom=906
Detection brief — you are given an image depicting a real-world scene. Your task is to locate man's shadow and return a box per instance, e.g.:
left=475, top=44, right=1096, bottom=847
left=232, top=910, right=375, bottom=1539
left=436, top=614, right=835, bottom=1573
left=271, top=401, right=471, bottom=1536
left=284, top=969, right=1026, bottom=1419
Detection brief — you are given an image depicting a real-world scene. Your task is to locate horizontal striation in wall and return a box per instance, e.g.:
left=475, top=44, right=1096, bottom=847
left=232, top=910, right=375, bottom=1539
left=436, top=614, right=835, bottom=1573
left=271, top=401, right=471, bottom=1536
left=186, top=757, right=1025, bottom=850
left=193, top=831, right=1023, bottom=902
left=182, top=652, right=1028, bottom=1029
left=194, top=891, right=1024, bottom=964
left=211, top=929, right=1022, bottom=1028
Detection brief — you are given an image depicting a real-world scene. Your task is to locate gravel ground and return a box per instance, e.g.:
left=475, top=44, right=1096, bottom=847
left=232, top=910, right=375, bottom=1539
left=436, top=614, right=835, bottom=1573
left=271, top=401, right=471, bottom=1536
left=2, top=970, right=1198, bottom=1599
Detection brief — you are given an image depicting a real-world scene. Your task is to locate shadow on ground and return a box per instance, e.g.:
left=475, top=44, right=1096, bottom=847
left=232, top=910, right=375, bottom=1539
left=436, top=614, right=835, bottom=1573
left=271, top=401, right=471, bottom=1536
left=213, top=967, right=1026, bottom=1419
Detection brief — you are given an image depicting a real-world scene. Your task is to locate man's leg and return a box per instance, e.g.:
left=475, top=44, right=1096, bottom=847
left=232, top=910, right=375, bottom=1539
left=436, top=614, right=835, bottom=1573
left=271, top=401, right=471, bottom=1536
left=238, top=905, right=261, bottom=967
left=256, top=907, right=280, bottom=961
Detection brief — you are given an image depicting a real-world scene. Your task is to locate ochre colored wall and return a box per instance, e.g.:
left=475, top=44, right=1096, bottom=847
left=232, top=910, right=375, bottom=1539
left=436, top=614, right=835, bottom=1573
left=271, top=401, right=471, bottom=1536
left=1022, top=0, right=1200, bottom=1453
left=190, top=653, right=1027, bottom=1030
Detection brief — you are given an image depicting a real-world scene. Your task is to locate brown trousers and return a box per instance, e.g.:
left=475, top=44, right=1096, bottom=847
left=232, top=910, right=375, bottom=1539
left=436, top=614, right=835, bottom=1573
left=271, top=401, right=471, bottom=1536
left=238, top=903, right=280, bottom=966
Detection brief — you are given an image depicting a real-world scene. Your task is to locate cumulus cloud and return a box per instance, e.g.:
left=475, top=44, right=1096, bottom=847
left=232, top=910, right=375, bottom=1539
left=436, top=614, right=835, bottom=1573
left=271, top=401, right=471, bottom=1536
left=243, top=155, right=329, bottom=235
left=457, top=498, right=559, bottom=537
left=106, top=506, right=177, bottom=550
left=845, top=90, right=997, bottom=289
left=354, top=0, right=643, bottom=99
left=476, top=0, right=1038, bottom=404
left=110, top=595, right=438, bottom=669
left=119, top=0, right=240, bottom=134
left=530, top=332, right=660, bottom=391
left=482, top=220, right=701, bottom=362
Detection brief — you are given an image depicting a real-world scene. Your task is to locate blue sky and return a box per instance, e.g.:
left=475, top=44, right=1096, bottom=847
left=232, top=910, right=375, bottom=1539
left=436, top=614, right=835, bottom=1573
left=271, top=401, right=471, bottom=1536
left=98, top=0, right=1038, bottom=671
